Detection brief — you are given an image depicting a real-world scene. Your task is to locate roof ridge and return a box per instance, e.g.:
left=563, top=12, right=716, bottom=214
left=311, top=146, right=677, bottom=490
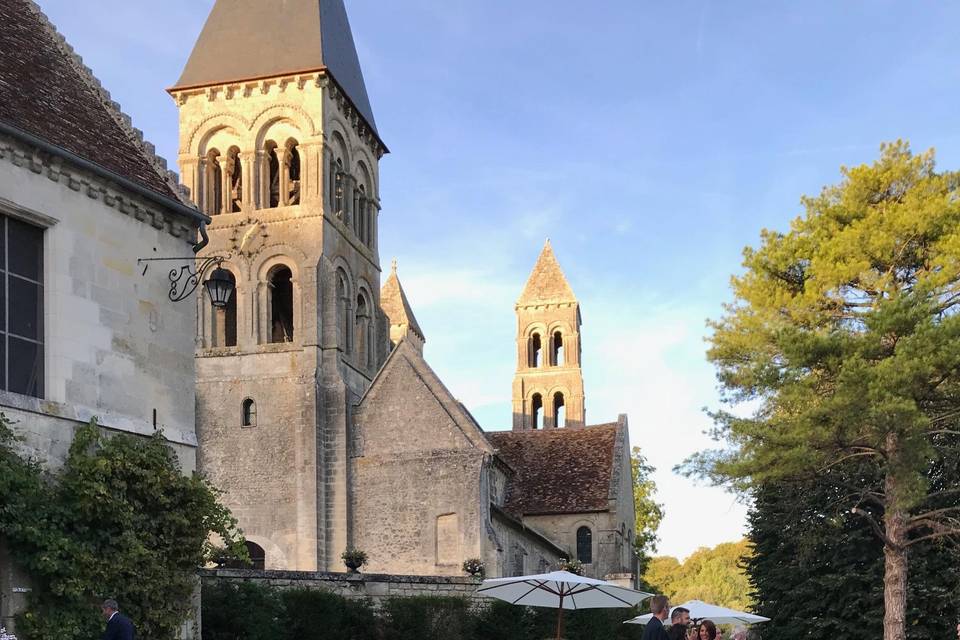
left=25, top=0, right=192, bottom=205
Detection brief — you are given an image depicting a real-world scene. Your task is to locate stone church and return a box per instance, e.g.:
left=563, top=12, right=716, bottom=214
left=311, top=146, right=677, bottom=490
left=172, top=0, right=637, bottom=583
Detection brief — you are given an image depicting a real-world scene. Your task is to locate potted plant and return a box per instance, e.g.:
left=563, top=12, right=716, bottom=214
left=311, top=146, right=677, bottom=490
left=462, top=557, right=485, bottom=579
left=1, top=628, right=18, bottom=640
left=341, top=548, right=368, bottom=573
left=558, top=558, right=584, bottom=576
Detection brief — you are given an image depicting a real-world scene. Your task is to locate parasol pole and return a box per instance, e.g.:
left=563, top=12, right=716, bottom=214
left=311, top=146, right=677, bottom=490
left=556, top=588, right=565, bottom=640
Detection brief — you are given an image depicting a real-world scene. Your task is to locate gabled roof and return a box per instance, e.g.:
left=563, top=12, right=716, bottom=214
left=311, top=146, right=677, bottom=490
left=358, top=339, right=494, bottom=455
left=517, top=239, right=578, bottom=307
left=0, top=0, right=184, bottom=202
left=380, top=261, right=424, bottom=342
left=172, top=0, right=378, bottom=136
left=486, top=422, right=620, bottom=516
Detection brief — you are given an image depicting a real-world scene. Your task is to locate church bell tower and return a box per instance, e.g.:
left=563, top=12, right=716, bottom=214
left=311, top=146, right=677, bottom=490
left=512, top=240, right=586, bottom=430
left=169, top=0, right=388, bottom=571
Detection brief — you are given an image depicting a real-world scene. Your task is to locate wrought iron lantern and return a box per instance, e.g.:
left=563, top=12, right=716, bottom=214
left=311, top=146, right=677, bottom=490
left=204, top=266, right=235, bottom=308
left=138, top=255, right=234, bottom=306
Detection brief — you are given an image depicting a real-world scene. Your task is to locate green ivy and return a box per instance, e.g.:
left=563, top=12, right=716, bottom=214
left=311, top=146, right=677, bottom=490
left=0, top=415, right=246, bottom=640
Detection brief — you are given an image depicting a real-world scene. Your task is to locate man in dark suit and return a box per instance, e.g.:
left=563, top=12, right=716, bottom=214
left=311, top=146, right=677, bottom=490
left=100, top=599, right=135, bottom=640
left=642, top=595, right=671, bottom=640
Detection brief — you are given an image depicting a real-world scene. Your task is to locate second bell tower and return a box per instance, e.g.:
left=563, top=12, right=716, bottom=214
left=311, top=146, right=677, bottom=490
left=512, top=240, right=586, bottom=430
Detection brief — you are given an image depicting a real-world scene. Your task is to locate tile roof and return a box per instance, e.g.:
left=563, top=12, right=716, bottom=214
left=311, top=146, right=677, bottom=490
left=517, top=239, right=578, bottom=307
left=172, top=0, right=379, bottom=137
left=0, top=0, right=180, bottom=200
left=487, top=423, right=619, bottom=515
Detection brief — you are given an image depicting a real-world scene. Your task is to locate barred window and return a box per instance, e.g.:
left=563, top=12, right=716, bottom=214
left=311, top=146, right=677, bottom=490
left=576, top=526, right=592, bottom=564
left=2, top=215, right=44, bottom=398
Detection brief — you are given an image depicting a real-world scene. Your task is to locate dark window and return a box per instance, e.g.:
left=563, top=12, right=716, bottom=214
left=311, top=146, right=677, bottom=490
left=268, top=266, right=294, bottom=343
left=530, top=333, right=542, bottom=368
left=553, top=392, right=565, bottom=428
left=242, top=398, right=256, bottom=427
left=551, top=331, right=564, bottom=366
left=246, top=541, right=266, bottom=570
left=531, top=393, right=543, bottom=430
left=216, top=270, right=238, bottom=347
left=3, top=216, right=43, bottom=397
left=267, top=144, right=280, bottom=208
left=576, top=526, right=592, bottom=564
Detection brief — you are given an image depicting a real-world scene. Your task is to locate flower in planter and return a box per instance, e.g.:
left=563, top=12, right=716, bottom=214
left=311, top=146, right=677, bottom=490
left=0, top=627, right=18, bottom=640
left=462, top=558, right=485, bottom=577
left=558, top=558, right=584, bottom=576
left=341, top=548, right=368, bottom=572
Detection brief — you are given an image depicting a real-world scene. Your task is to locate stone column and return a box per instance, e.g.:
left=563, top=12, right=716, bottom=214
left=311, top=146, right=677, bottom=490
left=256, top=150, right=269, bottom=209
left=239, top=151, right=255, bottom=211
left=276, top=147, right=289, bottom=207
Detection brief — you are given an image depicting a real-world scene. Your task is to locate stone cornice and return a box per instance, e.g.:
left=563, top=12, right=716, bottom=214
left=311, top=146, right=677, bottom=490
left=0, top=133, right=197, bottom=244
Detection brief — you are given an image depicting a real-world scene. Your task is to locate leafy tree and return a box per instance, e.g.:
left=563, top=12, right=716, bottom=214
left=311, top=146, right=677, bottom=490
left=747, top=460, right=960, bottom=640
left=642, top=540, right=752, bottom=610
left=0, top=417, right=246, bottom=640
left=631, top=447, right=665, bottom=575
left=682, top=141, right=960, bottom=640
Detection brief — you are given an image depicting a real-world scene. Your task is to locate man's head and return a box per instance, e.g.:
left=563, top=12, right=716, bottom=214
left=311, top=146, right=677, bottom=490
left=650, top=595, right=670, bottom=620
left=671, top=606, right=690, bottom=626
left=101, top=599, right=119, bottom=620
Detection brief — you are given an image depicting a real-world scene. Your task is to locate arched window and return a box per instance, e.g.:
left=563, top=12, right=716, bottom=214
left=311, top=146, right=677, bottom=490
left=268, top=266, right=294, bottom=343
left=356, top=184, right=367, bottom=243
left=355, top=292, right=370, bottom=368
left=226, top=147, right=242, bottom=213
left=553, top=392, right=565, bottom=428
left=551, top=331, right=564, bottom=366
left=214, top=270, right=237, bottom=347
left=530, top=333, right=542, bottom=368
left=285, top=140, right=301, bottom=206
left=242, top=398, right=257, bottom=427
left=576, top=526, right=592, bottom=564
left=531, top=393, right=543, bottom=430
left=337, top=270, right=350, bottom=353
left=205, top=149, right=222, bottom=216
left=245, top=541, right=265, bottom=570
left=266, top=142, right=280, bottom=208
left=333, top=158, right=346, bottom=219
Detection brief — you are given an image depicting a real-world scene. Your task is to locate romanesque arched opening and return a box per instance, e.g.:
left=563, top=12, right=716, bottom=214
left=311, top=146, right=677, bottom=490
left=531, top=393, right=543, bottom=429
left=265, top=141, right=280, bottom=208
left=551, top=331, right=564, bottom=366
left=241, top=398, right=257, bottom=427
left=205, top=148, right=222, bottom=216
left=355, top=292, right=370, bottom=369
left=553, top=392, right=565, bottom=428
left=245, top=541, right=265, bottom=570
left=284, top=139, right=301, bottom=206
left=215, top=269, right=238, bottom=347
left=268, top=265, right=294, bottom=343
left=226, top=146, right=242, bottom=213
left=530, top=333, right=542, bottom=368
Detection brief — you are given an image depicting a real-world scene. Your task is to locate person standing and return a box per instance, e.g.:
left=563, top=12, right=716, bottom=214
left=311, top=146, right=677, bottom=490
left=100, top=599, right=135, bottom=640
left=642, top=595, right=671, bottom=640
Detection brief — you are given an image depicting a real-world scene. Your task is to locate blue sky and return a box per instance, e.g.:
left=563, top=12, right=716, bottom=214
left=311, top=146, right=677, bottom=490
left=37, top=0, right=960, bottom=558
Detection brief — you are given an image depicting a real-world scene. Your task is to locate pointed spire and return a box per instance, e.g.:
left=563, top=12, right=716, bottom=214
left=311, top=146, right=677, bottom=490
left=381, top=260, right=425, bottom=350
left=517, top=239, right=577, bottom=307
left=172, top=0, right=378, bottom=134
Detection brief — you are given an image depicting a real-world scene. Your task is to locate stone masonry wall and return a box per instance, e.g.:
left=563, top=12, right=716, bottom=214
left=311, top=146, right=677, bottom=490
left=199, top=568, right=482, bottom=606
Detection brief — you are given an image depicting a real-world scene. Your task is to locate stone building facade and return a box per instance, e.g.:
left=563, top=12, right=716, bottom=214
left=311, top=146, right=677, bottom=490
left=175, top=0, right=638, bottom=584
left=0, top=0, right=207, bottom=633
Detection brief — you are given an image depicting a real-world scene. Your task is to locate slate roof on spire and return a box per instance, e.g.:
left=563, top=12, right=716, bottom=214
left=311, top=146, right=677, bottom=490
left=172, top=0, right=378, bottom=136
left=517, top=239, right=578, bottom=307
left=380, top=262, right=424, bottom=341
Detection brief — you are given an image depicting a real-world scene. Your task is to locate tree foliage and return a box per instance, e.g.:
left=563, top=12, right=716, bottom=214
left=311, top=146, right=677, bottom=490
left=0, top=416, right=245, bottom=640
left=642, top=540, right=752, bottom=611
left=680, top=142, right=960, bottom=639
left=747, top=461, right=960, bottom=640
left=630, top=446, right=665, bottom=575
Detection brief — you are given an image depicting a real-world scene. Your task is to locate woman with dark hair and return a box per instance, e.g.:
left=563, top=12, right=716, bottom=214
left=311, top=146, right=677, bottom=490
left=698, top=620, right=718, bottom=640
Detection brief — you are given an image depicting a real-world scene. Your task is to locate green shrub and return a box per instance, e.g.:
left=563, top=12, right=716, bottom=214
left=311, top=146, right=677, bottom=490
left=280, top=589, right=377, bottom=640
left=201, top=582, right=282, bottom=640
left=381, top=596, right=472, bottom=640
